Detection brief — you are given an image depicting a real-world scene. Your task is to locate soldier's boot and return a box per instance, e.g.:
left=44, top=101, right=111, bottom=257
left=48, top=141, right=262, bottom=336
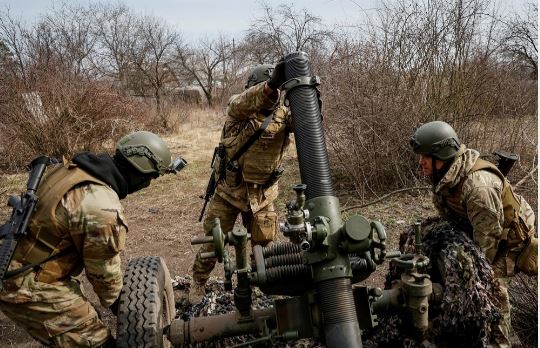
left=188, top=282, right=206, bottom=305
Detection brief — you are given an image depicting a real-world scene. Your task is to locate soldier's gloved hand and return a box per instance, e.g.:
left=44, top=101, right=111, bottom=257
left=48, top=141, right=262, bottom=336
left=108, top=297, right=120, bottom=316
left=267, top=59, right=286, bottom=90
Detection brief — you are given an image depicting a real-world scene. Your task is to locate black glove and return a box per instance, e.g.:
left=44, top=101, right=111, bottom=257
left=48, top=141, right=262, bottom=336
left=108, top=297, right=120, bottom=316
left=267, top=59, right=286, bottom=90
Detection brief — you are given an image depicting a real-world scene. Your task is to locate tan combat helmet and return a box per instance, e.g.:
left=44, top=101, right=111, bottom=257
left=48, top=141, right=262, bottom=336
left=116, top=131, right=180, bottom=175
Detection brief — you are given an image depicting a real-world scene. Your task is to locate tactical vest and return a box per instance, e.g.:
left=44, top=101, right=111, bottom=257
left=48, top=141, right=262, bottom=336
left=222, top=106, right=290, bottom=185
left=444, top=158, right=531, bottom=247
left=12, top=162, right=107, bottom=283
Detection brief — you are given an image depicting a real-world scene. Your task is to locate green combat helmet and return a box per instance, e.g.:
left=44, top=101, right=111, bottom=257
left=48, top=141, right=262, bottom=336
left=410, top=121, right=461, bottom=160
left=245, top=64, right=274, bottom=89
left=117, top=131, right=179, bottom=175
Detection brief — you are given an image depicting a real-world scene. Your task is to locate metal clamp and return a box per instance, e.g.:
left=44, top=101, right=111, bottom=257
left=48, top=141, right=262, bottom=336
left=391, top=253, right=430, bottom=270
left=281, top=76, right=321, bottom=91
left=370, top=221, right=387, bottom=264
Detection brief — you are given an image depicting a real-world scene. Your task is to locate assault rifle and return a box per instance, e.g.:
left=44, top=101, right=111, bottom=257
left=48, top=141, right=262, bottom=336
left=0, top=156, right=50, bottom=290
left=199, top=144, right=225, bottom=222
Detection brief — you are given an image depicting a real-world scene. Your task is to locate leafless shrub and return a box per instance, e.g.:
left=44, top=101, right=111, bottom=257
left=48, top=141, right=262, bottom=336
left=0, top=72, right=148, bottom=171
left=509, top=273, right=538, bottom=347
left=320, top=0, right=537, bottom=201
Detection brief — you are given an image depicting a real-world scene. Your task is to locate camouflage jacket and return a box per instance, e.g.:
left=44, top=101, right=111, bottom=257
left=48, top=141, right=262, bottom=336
left=0, top=164, right=126, bottom=307
left=433, top=146, right=535, bottom=264
left=216, top=82, right=292, bottom=213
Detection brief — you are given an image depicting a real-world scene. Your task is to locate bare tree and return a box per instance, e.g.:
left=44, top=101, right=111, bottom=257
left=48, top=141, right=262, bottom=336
left=322, top=0, right=538, bottom=196
left=0, top=9, right=31, bottom=84
left=0, top=2, right=100, bottom=84
left=175, top=35, right=235, bottom=105
left=245, top=2, right=333, bottom=59
left=129, top=15, right=180, bottom=128
left=500, top=1, right=538, bottom=78
left=93, top=3, right=138, bottom=83
left=39, top=2, right=98, bottom=78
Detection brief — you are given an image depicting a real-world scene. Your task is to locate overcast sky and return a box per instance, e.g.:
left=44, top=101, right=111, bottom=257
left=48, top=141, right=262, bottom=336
left=0, top=0, right=377, bottom=40
left=0, top=0, right=531, bottom=43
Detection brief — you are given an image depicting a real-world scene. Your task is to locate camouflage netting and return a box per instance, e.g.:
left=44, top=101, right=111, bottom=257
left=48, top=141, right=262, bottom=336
left=362, top=217, right=505, bottom=348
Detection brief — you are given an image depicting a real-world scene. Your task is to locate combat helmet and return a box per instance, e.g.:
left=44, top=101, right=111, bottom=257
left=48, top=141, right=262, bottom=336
left=116, top=131, right=172, bottom=175
left=245, top=64, right=274, bottom=89
left=410, top=121, right=461, bottom=161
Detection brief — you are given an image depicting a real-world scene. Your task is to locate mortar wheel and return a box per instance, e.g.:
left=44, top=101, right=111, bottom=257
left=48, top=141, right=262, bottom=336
left=117, top=256, right=176, bottom=348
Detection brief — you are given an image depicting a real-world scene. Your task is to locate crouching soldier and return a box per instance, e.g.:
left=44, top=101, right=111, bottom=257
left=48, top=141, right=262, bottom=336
left=410, top=121, right=537, bottom=347
left=0, top=131, right=184, bottom=348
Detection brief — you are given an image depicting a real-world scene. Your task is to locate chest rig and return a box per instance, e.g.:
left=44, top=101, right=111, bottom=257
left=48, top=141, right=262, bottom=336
left=221, top=106, right=290, bottom=186
left=444, top=158, right=530, bottom=247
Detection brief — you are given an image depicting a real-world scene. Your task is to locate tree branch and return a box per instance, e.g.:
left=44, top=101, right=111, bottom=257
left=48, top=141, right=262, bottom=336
left=514, top=165, right=538, bottom=188
left=341, top=186, right=431, bottom=212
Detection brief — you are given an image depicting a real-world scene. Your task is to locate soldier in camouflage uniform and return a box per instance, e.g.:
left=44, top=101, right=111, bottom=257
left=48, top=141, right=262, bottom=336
left=0, top=131, right=180, bottom=348
left=410, top=121, right=536, bottom=347
left=189, top=62, right=291, bottom=304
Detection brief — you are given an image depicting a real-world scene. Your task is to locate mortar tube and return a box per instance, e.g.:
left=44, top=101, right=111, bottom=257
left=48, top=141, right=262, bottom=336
left=284, top=51, right=362, bottom=348
left=318, top=278, right=363, bottom=347
left=284, top=52, right=333, bottom=200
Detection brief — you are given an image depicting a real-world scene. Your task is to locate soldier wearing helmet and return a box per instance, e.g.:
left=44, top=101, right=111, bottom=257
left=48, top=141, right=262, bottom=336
left=411, top=121, right=536, bottom=347
left=0, top=131, right=185, bottom=348
left=189, top=62, right=290, bottom=304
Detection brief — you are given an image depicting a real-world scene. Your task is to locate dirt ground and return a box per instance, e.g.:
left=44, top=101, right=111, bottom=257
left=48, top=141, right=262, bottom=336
left=0, top=109, right=520, bottom=347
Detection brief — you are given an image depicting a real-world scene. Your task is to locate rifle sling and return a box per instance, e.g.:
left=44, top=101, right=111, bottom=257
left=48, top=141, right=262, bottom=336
left=228, top=113, right=274, bottom=164
left=3, top=245, right=76, bottom=280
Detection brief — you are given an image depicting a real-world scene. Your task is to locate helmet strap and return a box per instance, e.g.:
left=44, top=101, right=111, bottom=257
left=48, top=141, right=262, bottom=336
left=431, top=157, right=452, bottom=185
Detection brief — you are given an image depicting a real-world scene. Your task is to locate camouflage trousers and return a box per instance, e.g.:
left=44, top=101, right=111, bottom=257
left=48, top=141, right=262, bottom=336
left=490, top=276, right=516, bottom=348
left=491, top=250, right=517, bottom=348
left=0, top=273, right=111, bottom=347
left=192, top=193, right=277, bottom=286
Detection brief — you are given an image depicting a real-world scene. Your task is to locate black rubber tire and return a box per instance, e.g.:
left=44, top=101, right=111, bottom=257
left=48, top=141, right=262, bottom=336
left=117, top=256, right=175, bottom=348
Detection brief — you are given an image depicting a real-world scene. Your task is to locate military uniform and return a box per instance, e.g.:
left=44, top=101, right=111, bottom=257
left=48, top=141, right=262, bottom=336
left=0, top=161, right=127, bottom=347
left=432, top=145, right=535, bottom=347
left=192, top=81, right=292, bottom=286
